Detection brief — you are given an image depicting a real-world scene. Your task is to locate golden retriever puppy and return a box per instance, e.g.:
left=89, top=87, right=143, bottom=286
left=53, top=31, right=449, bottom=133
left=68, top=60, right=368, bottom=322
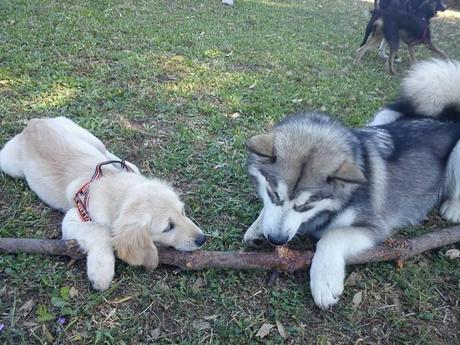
left=0, top=117, right=206, bottom=290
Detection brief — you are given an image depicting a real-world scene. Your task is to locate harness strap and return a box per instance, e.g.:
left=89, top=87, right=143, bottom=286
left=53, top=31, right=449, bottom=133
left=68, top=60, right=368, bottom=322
left=74, top=160, right=134, bottom=222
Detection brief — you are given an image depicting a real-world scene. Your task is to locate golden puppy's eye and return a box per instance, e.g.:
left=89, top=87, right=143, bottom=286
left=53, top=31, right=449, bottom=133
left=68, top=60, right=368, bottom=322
left=163, top=221, right=175, bottom=233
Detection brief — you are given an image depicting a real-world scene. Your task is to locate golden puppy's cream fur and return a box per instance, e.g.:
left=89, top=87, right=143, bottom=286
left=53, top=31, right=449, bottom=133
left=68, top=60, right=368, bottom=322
left=0, top=117, right=206, bottom=290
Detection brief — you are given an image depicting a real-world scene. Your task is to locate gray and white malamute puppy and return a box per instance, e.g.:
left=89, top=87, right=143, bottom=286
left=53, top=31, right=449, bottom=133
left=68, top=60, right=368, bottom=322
left=244, top=59, right=460, bottom=309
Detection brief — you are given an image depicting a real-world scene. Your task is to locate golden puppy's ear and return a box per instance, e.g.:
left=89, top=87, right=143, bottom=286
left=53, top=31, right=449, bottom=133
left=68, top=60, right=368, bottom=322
left=112, top=222, right=159, bottom=269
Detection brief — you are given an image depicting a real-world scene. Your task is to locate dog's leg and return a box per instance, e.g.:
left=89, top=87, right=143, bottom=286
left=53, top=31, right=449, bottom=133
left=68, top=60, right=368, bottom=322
left=243, top=209, right=264, bottom=244
left=408, top=44, right=417, bottom=64
left=62, top=208, right=115, bottom=291
left=378, top=40, right=387, bottom=59
left=440, top=141, right=460, bottom=223
left=355, top=16, right=384, bottom=65
left=355, top=33, right=383, bottom=65
left=386, top=49, right=398, bottom=75
left=383, top=22, right=399, bottom=75
left=424, top=42, right=449, bottom=59
left=0, top=134, right=24, bottom=178
left=310, top=227, right=374, bottom=309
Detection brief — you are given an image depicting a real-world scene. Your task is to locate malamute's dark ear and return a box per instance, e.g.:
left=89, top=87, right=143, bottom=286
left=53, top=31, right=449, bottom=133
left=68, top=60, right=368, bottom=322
left=246, top=133, right=274, bottom=158
left=330, top=161, right=366, bottom=184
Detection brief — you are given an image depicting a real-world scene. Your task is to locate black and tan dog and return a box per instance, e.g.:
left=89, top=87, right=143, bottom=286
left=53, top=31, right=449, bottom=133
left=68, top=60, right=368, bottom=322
left=355, top=0, right=448, bottom=74
left=374, top=0, right=413, bottom=58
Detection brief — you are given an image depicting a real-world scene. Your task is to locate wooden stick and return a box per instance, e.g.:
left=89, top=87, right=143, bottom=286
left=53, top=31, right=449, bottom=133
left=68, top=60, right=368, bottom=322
left=1, top=226, right=459, bottom=272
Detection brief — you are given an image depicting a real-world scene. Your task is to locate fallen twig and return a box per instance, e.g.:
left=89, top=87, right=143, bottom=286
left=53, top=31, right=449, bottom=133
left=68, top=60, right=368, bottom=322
left=1, top=226, right=459, bottom=272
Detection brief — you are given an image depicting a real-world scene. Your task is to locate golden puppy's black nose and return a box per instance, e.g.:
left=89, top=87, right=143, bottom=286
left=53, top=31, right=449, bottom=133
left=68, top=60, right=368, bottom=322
left=194, top=234, right=207, bottom=247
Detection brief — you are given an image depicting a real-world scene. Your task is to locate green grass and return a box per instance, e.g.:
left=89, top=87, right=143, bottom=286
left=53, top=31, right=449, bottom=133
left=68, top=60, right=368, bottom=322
left=1, top=0, right=460, bottom=343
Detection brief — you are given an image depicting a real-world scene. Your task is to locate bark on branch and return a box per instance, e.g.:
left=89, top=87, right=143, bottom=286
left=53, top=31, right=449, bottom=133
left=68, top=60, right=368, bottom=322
left=1, top=225, right=460, bottom=272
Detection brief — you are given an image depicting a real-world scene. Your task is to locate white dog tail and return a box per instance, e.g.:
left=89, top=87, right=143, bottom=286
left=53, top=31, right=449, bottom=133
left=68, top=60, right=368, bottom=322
left=369, top=59, right=460, bottom=126
left=0, top=134, right=25, bottom=178
left=402, top=59, right=460, bottom=118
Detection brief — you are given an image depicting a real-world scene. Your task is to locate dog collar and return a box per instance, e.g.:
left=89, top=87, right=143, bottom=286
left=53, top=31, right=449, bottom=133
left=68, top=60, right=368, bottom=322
left=74, top=160, right=134, bottom=222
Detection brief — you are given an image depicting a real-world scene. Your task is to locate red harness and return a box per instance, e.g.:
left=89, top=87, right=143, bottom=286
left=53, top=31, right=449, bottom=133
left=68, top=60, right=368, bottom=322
left=74, top=160, right=134, bottom=222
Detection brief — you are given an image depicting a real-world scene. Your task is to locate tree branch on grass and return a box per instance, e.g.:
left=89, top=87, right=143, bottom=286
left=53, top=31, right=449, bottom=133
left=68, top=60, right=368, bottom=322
left=1, top=226, right=460, bottom=272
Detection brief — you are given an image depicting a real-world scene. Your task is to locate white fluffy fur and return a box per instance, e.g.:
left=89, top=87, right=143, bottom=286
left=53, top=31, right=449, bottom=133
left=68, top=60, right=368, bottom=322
left=0, top=117, right=205, bottom=290
left=441, top=141, right=460, bottom=223
left=243, top=208, right=264, bottom=243
left=402, top=59, right=460, bottom=117
left=246, top=169, right=342, bottom=244
left=310, top=228, right=374, bottom=309
left=368, top=109, right=402, bottom=126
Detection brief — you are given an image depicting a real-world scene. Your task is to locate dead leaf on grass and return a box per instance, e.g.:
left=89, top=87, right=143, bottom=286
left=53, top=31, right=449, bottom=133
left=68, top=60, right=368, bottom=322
left=203, top=314, right=218, bottom=321
left=445, top=249, right=460, bottom=259
left=112, top=296, right=134, bottom=304
left=192, top=320, right=211, bottom=330
left=345, top=271, right=362, bottom=287
left=256, top=323, right=273, bottom=338
left=276, top=320, right=287, bottom=339
left=23, top=321, right=38, bottom=328
left=42, top=324, right=54, bottom=342
left=352, top=291, right=363, bottom=307
left=192, top=277, right=205, bottom=290
left=69, top=287, right=78, bottom=298
left=395, top=259, right=405, bottom=269
left=150, top=327, right=161, bottom=340
left=18, top=299, right=35, bottom=317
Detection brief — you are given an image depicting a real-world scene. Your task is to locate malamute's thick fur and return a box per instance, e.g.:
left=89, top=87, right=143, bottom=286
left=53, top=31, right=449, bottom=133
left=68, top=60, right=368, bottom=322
left=244, top=58, right=460, bottom=308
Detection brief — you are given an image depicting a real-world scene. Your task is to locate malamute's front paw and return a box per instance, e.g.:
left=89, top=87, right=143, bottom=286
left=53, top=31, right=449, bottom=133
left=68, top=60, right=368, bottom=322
left=440, top=199, right=460, bottom=223
left=310, top=253, right=345, bottom=309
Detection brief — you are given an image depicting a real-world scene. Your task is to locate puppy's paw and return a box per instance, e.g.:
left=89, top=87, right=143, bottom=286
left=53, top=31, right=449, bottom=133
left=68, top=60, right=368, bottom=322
left=310, top=253, right=345, bottom=309
left=88, top=263, right=114, bottom=291
left=440, top=199, right=460, bottom=223
left=87, top=251, right=115, bottom=291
